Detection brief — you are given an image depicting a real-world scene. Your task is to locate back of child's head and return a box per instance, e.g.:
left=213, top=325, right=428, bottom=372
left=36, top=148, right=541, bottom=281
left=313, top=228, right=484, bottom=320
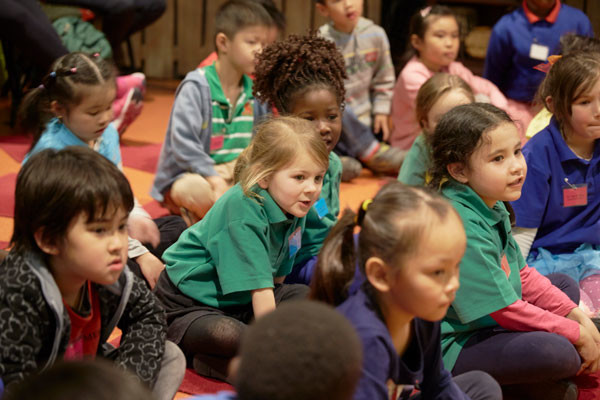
left=235, top=300, right=362, bottom=400
left=11, top=146, right=134, bottom=255
left=253, top=33, right=347, bottom=113
left=2, top=359, right=152, bottom=400
left=537, top=51, right=600, bottom=126
left=18, top=52, right=116, bottom=147
left=559, top=33, right=600, bottom=56
left=215, top=0, right=273, bottom=44
left=311, top=181, right=457, bottom=306
left=252, top=0, right=285, bottom=33
left=428, top=102, right=513, bottom=189
left=416, top=73, right=474, bottom=130
left=236, top=115, right=329, bottom=197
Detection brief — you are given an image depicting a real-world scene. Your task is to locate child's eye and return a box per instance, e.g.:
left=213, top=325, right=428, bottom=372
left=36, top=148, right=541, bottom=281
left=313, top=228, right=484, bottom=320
left=514, top=148, right=522, bottom=156
left=294, top=175, right=305, bottom=181
left=328, top=114, right=338, bottom=121
left=432, top=269, right=446, bottom=277
left=492, top=155, right=504, bottom=162
left=118, top=223, right=128, bottom=232
left=302, top=116, right=315, bottom=122
left=92, top=227, right=107, bottom=234
left=315, top=175, right=324, bottom=184
left=88, top=111, right=99, bottom=116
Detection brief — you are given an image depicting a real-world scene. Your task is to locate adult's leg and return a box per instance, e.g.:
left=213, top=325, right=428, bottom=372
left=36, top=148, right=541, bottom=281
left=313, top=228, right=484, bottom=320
left=152, top=341, right=186, bottom=400
left=0, top=0, right=68, bottom=72
left=452, top=329, right=580, bottom=384
left=147, top=215, right=187, bottom=259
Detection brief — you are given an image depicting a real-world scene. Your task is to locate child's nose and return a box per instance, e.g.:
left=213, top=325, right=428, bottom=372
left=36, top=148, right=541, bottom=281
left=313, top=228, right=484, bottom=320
left=317, top=120, right=331, bottom=134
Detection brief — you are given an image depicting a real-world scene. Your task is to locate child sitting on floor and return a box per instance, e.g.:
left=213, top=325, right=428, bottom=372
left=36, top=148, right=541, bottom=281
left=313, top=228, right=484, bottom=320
left=311, top=181, right=502, bottom=400
left=253, top=33, right=346, bottom=284
left=154, top=116, right=328, bottom=382
left=152, top=0, right=272, bottom=224
left=0, top=147, right=185, bottom=400
left=398, top=72, right=474, bottom=186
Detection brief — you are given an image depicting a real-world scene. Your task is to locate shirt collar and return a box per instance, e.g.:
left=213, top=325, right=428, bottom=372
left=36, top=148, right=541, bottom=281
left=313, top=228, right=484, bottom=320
left=203, top=63, right=253, bottom=105
left=522, top=0, right=560, bottom=24
left=442, top=180, right=509, bottom=229
left=253, top=186, right=292, bottom=224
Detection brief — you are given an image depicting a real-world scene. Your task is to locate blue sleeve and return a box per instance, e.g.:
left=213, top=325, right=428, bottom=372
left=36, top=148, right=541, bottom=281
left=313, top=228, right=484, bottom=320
left=168, top=79, right=217, bottom=177
left=421, top=322, right=471, bottom=400
left=353, top=332, right=394, bottom=400
left=511, top=145, right=550, bottom=229
left=483, top=22, right=512, bottom=92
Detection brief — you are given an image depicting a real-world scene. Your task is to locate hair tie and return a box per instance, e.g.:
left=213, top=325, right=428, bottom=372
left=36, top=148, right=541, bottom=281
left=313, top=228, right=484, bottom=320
left=38, top=84, right=45, bottom=90
left=93, top=52, right=100, bottom=58
left=361, top=199, right=373, bottom=212
left=70, top=67, right=77, bottom=74
left=49, top=71, right=57, bottom=79
left=533, top=55, right=562, bottom=74
left=420, top=6, right=432, bottom=18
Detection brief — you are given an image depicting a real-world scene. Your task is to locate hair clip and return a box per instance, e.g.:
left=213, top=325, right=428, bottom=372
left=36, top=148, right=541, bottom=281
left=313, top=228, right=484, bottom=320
left=38, top=84, right=45, bottom=90
left=361, top=199, right=373, bottom=212
left=420, top=6, right=432, bottom=18
left=533, top=55, right=562, bottom=74
left=70, top=67, right=77, bottom=74
left=93, top=52, right=100, bottom=58
left=49, top=71, right=57, bottom=78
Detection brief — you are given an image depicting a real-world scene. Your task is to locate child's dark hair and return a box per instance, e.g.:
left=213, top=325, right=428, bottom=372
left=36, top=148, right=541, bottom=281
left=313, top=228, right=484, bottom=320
left=11, top=146, right=134, bottom=254
left=537, top=51, right=600, bottom=129
left=253, top=33, right=347, bottom=113
left=215, top=0, right=273, bottom=44
left=253, top=0, right=286, bottom=32
left=559, top=33, right=600, bottom=56
left=236, top=300, right=362, bottom=400
left=2, top=359, right=151, bottom=400
left=428, top=103, right=513, bottom=189
left=18, top=52, right=116, bottom=149
left=399, top=5, right=457, bottom=70
left=311, top=181, right=458, bottom=306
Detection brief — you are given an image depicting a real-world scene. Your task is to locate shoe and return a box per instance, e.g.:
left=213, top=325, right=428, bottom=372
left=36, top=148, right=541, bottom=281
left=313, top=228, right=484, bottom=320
left=340, top=156, right=362, bottom=182
left=116, top=72, right=146, bottom=98
left=113, top=87, right=143, bottom=135
left=361, top=143, right=406, bottom=175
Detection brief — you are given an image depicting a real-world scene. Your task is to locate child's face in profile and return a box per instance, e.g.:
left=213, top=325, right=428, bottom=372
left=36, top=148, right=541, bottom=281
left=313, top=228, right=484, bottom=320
left=386, top=211, right=465, bottom=322
left=412, top=16, right=459, bottom=72
left=226, top=25, right=269, bottom=76
left=259, top=151, right=326, bottom=218
left=565, top=77, right=600, bottom=146
left=52, top=82, right=116, bottom=146
left=48, top=207, right=129, bottom=287
left=317, top=0, right=364, bottom=34
left=457, top=122, right=526, bottom=208
left=290, top=88, right=342, bottom=153
left=423, top=89, right=473, bottom=135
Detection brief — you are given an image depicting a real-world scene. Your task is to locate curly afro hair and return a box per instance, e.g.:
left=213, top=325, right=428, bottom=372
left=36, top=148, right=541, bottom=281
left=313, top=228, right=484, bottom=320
left=253, top=33, right=347, bottom=113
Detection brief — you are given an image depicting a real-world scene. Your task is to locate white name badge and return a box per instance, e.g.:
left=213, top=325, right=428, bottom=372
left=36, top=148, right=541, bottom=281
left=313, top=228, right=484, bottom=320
left=530, top=43, right=549, bottom=62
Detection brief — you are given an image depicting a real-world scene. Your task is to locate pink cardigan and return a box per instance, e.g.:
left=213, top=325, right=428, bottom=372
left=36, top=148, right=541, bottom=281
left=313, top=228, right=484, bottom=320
left=390, top=56, right=509, bottom=150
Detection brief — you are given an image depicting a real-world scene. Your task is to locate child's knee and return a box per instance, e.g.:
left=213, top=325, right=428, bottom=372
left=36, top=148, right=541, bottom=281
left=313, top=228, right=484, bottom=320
left=170, top=173, right=214, bottom=217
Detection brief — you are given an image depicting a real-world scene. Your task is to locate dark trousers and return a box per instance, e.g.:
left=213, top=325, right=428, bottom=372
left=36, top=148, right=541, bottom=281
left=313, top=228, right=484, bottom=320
left=0, top=0, right=68, bottom=72
left=452, top=273, right=582, bottom=385
left=46, top=0, right=166, bottom=50
left=335, top=106, right=378, bottom=159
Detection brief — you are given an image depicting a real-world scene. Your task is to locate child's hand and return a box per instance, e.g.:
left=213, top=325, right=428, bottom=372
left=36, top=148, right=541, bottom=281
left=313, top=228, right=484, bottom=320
left=374, top=114, right=391, bottom=142
left=206, top=175, right=230, bottom=202
left=575, top=324, right=600, bottom=375
left=135, top=252, right=165, bottom=289
left=128, top=215, right=160, bottom=248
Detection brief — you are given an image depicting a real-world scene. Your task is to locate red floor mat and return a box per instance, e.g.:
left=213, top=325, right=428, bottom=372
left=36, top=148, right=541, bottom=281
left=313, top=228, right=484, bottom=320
left=575, top=371, right=600, bottom=399
left=178, top=369, right=233, bottom=396
left=0, top=135, right=31, bottom=163
left=0, top=173, right=17, bottom=217
left=121, top=142, right=162, bottom=173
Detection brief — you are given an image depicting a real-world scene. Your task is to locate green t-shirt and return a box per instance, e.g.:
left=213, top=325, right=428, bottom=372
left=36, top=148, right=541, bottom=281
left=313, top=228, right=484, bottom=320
left=397, top=133, right=430, bottom=186
left=295, top=152, right=342, bottom=265
left=440, top=181, right=526, bottom=371
left=163, top=184, right=305, bottom=308
left=204, top=64, right=254, bottom=164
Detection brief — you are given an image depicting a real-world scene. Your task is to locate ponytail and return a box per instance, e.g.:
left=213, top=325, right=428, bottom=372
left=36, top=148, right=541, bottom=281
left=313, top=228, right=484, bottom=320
left=18, top=85, right=53, bottom=142
left=310, top=211, right=358, bottom=306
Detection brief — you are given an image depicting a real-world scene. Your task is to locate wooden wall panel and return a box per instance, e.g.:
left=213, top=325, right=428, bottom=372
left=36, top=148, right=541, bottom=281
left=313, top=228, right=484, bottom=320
left=134, top=0, right=382, bottom=78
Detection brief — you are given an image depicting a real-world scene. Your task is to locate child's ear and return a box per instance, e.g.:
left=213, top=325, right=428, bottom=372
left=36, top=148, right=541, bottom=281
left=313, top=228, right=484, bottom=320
left=447, top=162, right=469, bottom=183
left=258, top=176, right=270, bottom=189
left=215, top=32, right=229, bottom=54
left=315, top=2, right=329, bottom=17
left=410, top=34, right=423, bottom=52
left=544, top=96, right=555, bottom=113
left=50, top=100, right=66, bottom=119
left=34, top=228, right=60, bottom=256
left=421, top=117, right=430, bottom=132
left=365, top=256, right=391, bottom=293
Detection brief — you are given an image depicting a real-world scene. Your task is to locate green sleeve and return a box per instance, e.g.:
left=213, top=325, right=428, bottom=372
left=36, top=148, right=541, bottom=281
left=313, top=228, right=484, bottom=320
left=398, top=134, right=429, bottom=186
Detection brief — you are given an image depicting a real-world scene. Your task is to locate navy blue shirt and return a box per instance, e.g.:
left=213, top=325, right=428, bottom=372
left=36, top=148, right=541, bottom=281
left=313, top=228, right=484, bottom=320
left=337, top=289, right=470, bottom=400
left=512, top=117, right=600, bottom=255
left=484, top=3, right=592, bottom=102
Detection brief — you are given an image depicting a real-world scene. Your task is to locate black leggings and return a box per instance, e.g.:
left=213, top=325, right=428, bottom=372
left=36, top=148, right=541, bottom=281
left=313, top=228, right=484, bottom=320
left=180, top=284, right=309, bottom=381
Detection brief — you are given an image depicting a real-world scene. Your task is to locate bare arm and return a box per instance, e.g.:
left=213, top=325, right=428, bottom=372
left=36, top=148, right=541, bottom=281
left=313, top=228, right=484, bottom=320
left=251, top=287, right=276, bottom=319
